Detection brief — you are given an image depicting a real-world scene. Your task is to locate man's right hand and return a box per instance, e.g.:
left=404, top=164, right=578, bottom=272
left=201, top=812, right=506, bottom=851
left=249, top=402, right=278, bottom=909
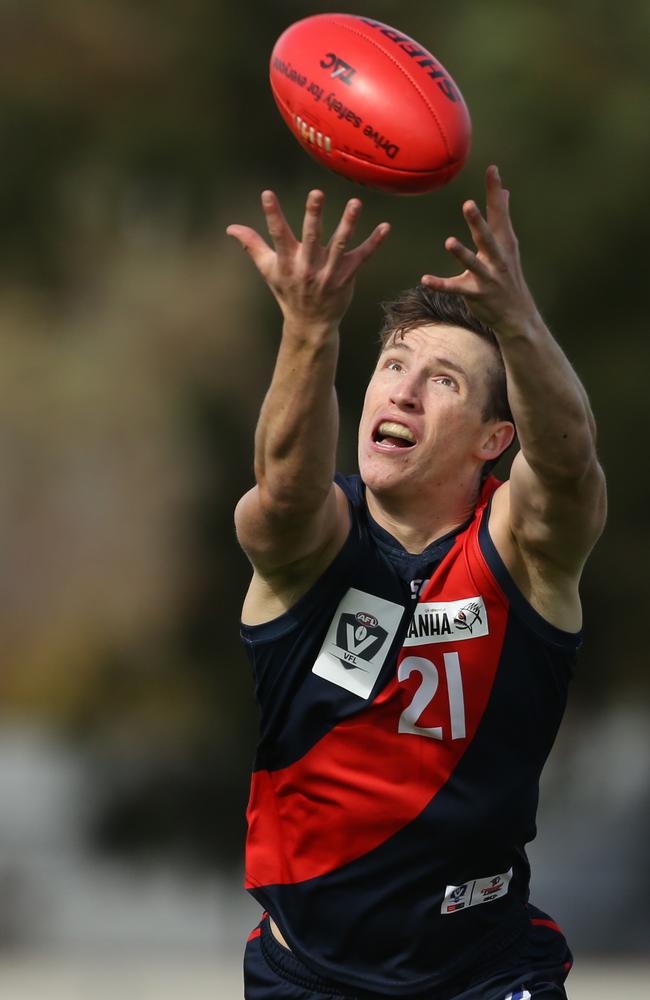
left=226, top=189, right=389, bottom=330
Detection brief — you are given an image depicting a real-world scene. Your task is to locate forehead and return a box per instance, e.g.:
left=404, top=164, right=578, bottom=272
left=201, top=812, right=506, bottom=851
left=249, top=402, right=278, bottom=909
left=379, top=323, right=496, bottom=371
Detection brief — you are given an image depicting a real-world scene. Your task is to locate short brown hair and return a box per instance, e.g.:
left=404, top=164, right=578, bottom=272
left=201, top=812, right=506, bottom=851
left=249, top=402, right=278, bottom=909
left=379, top=285, right=513, bottom=425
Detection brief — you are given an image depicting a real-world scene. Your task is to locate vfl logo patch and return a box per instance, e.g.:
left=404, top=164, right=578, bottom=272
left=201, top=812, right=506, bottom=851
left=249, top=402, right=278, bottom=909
left=312, top=588, right=404, bottom=699
left=505, top=992, right=531, bottom=1000
left=441, top=867, right=512, bottom=915
left=403, top=596, right=489, bottom=647
left=335, top=613, right=387, bottom=670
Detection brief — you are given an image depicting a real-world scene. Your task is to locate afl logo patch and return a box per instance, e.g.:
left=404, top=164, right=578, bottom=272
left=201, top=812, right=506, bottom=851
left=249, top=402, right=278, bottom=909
left=312, top=588, right=405, bottom=699
left=355, top=611, right=378, bottom=628
left=335, top=615, right=388, bottom=668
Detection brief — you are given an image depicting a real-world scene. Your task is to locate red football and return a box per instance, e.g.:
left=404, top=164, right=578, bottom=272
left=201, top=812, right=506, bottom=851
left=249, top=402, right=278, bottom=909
left=269, top=14, right=471, bottom=195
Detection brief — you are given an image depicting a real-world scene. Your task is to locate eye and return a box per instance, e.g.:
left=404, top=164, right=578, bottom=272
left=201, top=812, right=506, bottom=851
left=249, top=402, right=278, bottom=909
left=433, top=375, right=457, bottom=389
left=385, top=359, right=403, bottom=372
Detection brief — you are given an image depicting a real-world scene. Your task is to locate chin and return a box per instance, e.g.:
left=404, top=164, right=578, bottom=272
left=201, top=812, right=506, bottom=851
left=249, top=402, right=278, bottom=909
left=358, top=452, right=415, bottom=496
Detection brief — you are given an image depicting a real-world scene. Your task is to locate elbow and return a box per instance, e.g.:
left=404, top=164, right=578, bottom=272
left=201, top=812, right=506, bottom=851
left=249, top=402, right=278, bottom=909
left=525, top=426, right=602, bottom=485
left=256, top=474, right=332, bottom=520
left=546, top=454, right=607, bottom=526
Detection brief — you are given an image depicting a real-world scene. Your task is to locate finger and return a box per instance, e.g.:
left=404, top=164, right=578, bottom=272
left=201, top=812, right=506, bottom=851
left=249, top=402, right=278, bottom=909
left=300, top=189, right=325, bottom=267
left=462, top=201, right=502, bottom=261
left=226, top=224, right=275, bottom=274
left=260, top=190, right=298, bottom=259
left=485, top=164, right=503, bottom=221
left=420, top=272, right=472, bottom=297
left=344, top=221, right=391, bottom=273
left=485, top=164, right=516, bottom=243
left=445, top=235, right=492, bottom=280
left=326, top=197, right=364, bottom=269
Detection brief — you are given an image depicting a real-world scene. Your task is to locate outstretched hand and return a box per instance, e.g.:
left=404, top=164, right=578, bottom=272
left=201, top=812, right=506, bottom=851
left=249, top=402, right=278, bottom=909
left=421, top=165, right=539, bottom=337
left=227, top=190, right=390, bottom=329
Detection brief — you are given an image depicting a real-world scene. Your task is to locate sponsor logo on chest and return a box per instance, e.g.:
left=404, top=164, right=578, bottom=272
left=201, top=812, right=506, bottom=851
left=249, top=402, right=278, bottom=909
left=403, top=596, right=489, bottom=646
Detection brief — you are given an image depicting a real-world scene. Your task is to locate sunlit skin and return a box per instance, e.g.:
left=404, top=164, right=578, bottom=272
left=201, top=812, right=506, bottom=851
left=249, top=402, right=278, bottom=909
left=358, top=324, right=515, bottom=550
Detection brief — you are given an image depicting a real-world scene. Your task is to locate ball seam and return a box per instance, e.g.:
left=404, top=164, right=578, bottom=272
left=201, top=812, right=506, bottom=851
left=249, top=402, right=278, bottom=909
left=330, top=19, right=452, bottom=162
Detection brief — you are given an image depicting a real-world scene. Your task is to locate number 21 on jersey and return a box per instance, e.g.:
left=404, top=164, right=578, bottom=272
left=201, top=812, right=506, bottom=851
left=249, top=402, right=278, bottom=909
left=398, top=653, right=466, bottom=741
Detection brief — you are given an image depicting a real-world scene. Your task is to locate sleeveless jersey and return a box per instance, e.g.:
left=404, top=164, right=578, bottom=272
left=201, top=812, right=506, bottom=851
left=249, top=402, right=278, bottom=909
left=240, top=474, right=580, bottom=997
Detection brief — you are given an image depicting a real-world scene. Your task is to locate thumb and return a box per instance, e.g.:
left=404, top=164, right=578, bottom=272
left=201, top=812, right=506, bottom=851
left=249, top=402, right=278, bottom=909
left=226, top=225, right=274, bottom=274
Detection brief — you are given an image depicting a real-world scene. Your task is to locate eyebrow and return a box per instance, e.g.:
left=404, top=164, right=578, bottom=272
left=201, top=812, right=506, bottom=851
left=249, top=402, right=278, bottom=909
left=382, top=340, right=469, bottom=378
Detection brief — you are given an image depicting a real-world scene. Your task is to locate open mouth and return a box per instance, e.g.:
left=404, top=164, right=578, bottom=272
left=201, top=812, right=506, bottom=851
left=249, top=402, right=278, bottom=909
left=373, top=421, right=416, bottom=449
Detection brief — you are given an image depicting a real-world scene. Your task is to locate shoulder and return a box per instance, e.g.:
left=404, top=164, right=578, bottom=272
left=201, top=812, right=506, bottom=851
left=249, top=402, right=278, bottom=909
left=238, top=475, right=366, bottom=627
left=334, top=471, right=366, bottom=508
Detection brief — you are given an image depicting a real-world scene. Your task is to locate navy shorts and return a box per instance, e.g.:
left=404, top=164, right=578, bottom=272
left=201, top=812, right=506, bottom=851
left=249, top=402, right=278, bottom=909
left=243, top=905, right=571, bottom=1000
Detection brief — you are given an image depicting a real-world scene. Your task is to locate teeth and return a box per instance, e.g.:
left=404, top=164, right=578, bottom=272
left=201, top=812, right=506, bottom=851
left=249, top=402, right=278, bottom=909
left=378, top=421, right=415, bottom=443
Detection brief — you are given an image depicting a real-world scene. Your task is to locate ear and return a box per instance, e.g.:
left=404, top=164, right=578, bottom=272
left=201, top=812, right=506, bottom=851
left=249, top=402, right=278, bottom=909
left=476, top=420, right=516, bottom=463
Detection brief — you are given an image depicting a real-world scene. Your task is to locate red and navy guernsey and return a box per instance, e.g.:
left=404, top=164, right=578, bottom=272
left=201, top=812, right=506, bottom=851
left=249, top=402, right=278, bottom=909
left=240, top=473, right=580, bottom=996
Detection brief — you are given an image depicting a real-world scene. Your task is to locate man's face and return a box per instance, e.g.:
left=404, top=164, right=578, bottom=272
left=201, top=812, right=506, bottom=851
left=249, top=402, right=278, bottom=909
left=358, top=323, right=501, bottom=498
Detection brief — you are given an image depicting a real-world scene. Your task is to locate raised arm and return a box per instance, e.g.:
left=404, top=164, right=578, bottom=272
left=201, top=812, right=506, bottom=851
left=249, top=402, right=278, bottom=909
left=421, top=166, right=606, bottom=630
left=227, top=190, right=389, bottom=621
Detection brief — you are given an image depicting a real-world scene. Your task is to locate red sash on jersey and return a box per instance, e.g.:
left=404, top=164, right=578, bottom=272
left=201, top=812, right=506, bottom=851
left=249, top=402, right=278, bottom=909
left=246, top=479, right=508, bottom=889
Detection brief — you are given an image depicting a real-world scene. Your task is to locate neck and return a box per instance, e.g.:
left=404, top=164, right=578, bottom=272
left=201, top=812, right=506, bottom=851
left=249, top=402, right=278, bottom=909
left=365, top=475, right=482, bottom=554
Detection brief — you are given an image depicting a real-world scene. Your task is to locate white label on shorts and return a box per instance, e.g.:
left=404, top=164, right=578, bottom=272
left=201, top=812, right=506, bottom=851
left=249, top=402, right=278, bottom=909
left=441, top=867, right=512, bottom=914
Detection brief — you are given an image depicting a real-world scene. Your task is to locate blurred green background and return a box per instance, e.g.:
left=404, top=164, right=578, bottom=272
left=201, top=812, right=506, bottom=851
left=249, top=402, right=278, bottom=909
left=0, top=0, right=648, bottom=968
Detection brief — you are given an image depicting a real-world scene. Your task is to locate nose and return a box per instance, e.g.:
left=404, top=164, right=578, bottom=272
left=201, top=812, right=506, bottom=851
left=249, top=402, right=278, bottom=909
left=389, top=372, right=423, bottom=411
